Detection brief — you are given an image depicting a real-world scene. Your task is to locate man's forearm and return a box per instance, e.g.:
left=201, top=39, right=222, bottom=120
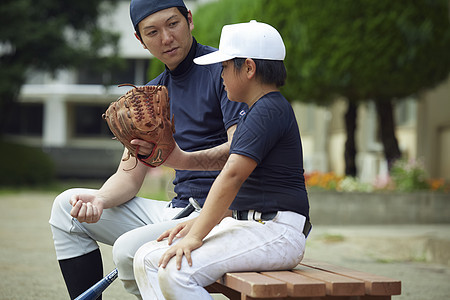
left=96, top=157, right=147, bottom=209
left=164, top=125, right=236, bottom=171
left=164, top=142, right=230, bottom=171
left=96, top=176, right=139, bottom=209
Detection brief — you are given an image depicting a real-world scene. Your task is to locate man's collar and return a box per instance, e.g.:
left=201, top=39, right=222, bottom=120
left=166, top=37, right=198, bottom=76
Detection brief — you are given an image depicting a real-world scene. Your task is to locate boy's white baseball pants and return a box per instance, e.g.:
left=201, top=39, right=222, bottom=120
left=133, top=211, right=307, bottom=300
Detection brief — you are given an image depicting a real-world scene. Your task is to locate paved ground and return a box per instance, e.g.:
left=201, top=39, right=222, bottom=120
left=0, top=190, right=449, bottom=299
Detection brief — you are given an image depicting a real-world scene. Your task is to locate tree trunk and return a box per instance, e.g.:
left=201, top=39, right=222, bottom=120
left=344, top=101, right=358, bottom=177
left=375, top=98, right=402, bottom=169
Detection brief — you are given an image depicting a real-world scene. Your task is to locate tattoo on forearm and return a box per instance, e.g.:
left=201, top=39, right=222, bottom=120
left=193, top=147, right=229, bottom=170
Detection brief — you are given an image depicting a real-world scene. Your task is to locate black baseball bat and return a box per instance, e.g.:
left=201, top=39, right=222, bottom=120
left=74, top=268, right=118, bottom=300
left=74, top=200, right=198, bottom=300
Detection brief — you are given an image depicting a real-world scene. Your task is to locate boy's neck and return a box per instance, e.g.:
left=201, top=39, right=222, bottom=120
left=245, top=83, right=278, bottom=107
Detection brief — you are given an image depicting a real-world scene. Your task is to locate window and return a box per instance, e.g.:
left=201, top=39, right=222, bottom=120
left=73, top=104, right=113, bottom=138
left=3, top=103, right=43, bottom=136
left=395, top=98, right=417, bottom=127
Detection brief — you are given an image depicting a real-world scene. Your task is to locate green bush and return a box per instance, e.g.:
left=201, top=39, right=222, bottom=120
left=390, top=158, right=429, bottom=192
left=0, top=141, right=55, bottom=187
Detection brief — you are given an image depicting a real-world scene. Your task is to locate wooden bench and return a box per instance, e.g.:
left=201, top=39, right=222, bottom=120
left=206, top=259, right=401, bottom=299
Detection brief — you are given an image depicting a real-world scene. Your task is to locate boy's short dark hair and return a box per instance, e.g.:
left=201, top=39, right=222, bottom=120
left=233, top=58, right=287, bottom=87
left=136, top=6, right=189, bottom=40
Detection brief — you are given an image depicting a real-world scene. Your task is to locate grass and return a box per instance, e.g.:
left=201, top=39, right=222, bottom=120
left=320, top=233, right=346, bottom=243
left=0, top=176, right=173, bottom=204
left=137, top=188, right=170, bottom=201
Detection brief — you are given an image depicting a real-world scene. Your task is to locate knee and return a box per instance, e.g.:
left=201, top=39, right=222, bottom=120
left=50, top=188, right=96, bottom=226
left=132, top=242, right=163, bottom=295
left=133, top=243, right=153, bottom=281
left=114, top=230, right=156, bottom=277
left=133, top=241, right=162, bottom=274
left=113, top=233, right=136, bottom=273
left=53, top=188, right=75, bottom=210
left=49, top=188, right=78, bottom=226
left=133, top=243, right=195, bottom=299
left=157, top=265, right=174, bottom=291
left=158, top=263, right=189, bottom=299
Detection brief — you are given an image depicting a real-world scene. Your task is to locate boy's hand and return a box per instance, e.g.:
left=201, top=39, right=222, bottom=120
left=158, top=235, right=203, bottom=270
left=157, top=218, right=197, bottom=245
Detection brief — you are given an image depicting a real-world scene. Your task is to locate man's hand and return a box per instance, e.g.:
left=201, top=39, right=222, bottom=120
left=69, top=194, right=104, bottom=223
left=130, top=139, right=155, bottom=157
left=103, top=85, right=175, bottom=168
left=157, top=218, right=197, bottom=245
left=158, top=235, right=203, bottom=270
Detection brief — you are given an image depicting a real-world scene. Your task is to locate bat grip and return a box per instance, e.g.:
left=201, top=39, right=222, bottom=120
left=74, top=268, right=118, bottom=300
left=171, top=202, right=195, bottom=219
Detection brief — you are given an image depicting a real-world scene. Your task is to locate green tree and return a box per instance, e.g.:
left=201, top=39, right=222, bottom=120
left=193, top=0, right=450, bottom=175
left=193, top=0, right=263, bottom=47
left=0, top=0, right=122, bottom=136
left=259, top=0, right=450, bottom=173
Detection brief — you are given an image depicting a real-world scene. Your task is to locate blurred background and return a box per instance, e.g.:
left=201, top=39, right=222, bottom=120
left=0, top=0, right=449, bottom=299
left=0, top=0, right=449, bottom=190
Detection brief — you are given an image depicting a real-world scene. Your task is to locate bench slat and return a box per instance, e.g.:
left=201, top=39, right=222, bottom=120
left=293, top=265, right=365, bottom=296
left=223, top=272, right=287, bottom=298
left=261, top=270, right=327, bottom=297
left=301, top=259, right=401, bottom=296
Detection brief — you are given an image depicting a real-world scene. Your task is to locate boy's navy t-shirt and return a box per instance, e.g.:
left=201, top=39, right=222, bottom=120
left=230, top=91, right=309, bottom=219
left=148, top=38, right=246, bottom=207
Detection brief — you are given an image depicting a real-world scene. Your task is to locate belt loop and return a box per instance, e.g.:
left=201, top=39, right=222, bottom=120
left=247, top=210, right=255, bottom=221
left=254, top=211, right=262, bottom=221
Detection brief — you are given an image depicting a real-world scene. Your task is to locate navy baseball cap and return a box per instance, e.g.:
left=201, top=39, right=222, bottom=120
left=130, top=0, right=187, bottom=32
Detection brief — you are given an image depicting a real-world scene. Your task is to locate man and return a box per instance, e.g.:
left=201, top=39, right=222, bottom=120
left=49, top=0, right=246, bottom=298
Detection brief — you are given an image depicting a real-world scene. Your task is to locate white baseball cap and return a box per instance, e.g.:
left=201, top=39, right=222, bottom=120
left=194, top=20, right=286, bottom=65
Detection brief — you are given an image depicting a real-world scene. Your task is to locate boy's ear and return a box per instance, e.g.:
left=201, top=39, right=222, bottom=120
left=245, top=58, right=256, bottom=79
left=134, top=32, right=147, bottom=49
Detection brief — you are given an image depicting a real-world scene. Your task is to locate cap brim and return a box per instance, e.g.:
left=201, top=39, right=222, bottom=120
left=194, top=51, right=235, bottom=65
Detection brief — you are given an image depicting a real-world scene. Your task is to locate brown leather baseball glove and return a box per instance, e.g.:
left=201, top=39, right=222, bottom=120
left=103, top=84, right=175, bottom=168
